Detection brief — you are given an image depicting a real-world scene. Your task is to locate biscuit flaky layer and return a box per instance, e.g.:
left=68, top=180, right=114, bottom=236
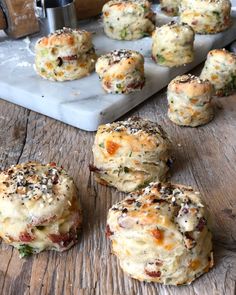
left=200, top=49, right=236, bottom=96
left=107, top=182, right=214, bottom=285
left=35, top=27, right=97, bottom=81
left=152, top=22, right=195, bottom=67
left=167, top=75, right=214, bottom=127
left=180, top=0, right=231, bottom=34
left=0, top=162, right=82, bottom=257
left=91, top=117, right=171, bottom=192
left=102, top=0, right=155, bottom=40
left=95, top=49, right=145, bottom=94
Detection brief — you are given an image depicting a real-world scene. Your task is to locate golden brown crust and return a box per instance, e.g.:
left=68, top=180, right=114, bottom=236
left=36, top=27, right=91, bottom=48
left=200, top=49, right=236, bottom=96
left=102, top=0, right=155, bottom=40
left=95, top=50, right=145, bottom=94
left=0, top=162, right=82, bottom=257
left=180, top=0, right=231, bottom=34
left=168, top=75, right=213, bottom=97
left=91, top=117, right=171, bottom=192
left=107, top=182, right=214, bottom=285
left=35, top=28, right=96, bottom=81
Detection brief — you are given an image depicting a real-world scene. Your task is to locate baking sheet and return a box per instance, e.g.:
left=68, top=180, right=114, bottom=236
left=0, top=5, right=236, bottom=131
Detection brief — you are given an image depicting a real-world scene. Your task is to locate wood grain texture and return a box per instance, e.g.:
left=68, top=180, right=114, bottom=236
left=0, top=87, right=235, bottom=295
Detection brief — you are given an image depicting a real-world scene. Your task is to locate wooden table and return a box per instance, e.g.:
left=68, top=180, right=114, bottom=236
left=0, top=86, right=235, bottom=295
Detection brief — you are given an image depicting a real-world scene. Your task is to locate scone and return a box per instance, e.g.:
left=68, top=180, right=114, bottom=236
left=200, top=49, right=236, bottom=96
left=160, top=0, right=181, bottom=16
left=90, top=117, right=171, bottom=193
left=95, top=49, right=145, bottom=94
left=102, top=0, right=155, bottom=40
left=180, top=0, right=231, bottom=34
left=167, top=75, right=214, bottom=127
left=0, top=162, right=82, bottom=258
left=152, top=22, right=195, bottom=67
left=106, top=182, right=214, bottom=285
left=35, top=27, right=97, bottom=81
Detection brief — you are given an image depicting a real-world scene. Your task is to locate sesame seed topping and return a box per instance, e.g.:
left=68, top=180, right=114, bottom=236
left=0, top=162, right=70, bottom=207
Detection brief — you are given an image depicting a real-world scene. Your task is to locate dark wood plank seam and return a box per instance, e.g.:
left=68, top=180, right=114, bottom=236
left=16, top=110, right=30, bottom=164
left=1, top=248, right=14, bottom=294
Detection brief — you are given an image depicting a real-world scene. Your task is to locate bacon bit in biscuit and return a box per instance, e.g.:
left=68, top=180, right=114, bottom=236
left=63, top=55, right=78, bottom=61
left=105, top=225, right=113, bottom=238
left=106, top=140, right=121, bottom=155
left=49, top=162, right=57, bottom=167
left=184, top=233, right=196, bottom=250
left=52, top=173, right=59, bottom=185
left=145, top=270, right=161, bottom=278
left=49, top=230, right=77, bottom=247
left=126, top=198, right=136, bottom=205
left=196, top=217, right=206, bottom=232
left=19, top=232, right=35, bottom=242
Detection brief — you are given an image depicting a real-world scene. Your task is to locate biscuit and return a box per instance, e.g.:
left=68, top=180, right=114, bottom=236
left=90, top=117, right=171, bottom=193
left=106, top=182, right=214, bottom=285
left=95, top=49, right=145, bottom=94
left=102, top=0, right=155, bottom=40
left=35, top=27, right=97, bottom=81
left=167, top=75, right=214, bottom=127
left=160, top=0, right=180, bottom=16
left=0, top=162, right=82, bottom=257
left=200, top=49, right=236, bottom=96
left=152, top=22, right=195, bottom=67
left=180, top=0, right=231, bottom=34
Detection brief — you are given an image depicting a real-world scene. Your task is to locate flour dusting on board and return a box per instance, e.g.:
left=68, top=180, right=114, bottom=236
left=16, top=61, right=32, bottom=67
left=23, top=37, right=35, bottom=56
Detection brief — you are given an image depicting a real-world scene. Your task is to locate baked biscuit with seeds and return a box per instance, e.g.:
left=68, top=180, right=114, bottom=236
left=0, top=162, right=82, bottom=258
left=90, top=117, right=171, bottom=192
left=95, top=49, right=145, bottom=94
left=106, top=182, right=213, bottom=285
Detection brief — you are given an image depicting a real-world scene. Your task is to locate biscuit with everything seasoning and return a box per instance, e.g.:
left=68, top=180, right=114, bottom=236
left=90, top=117, right=171, bottom=193
left=35, top=27, right=97, bottom=81
left=102, top=0, right=155, bottom=40
left=106, top=182, right=214, bottom=285
left=0, top=162, right=82, bottom=258
left=95, top=49, right=145, bottom=94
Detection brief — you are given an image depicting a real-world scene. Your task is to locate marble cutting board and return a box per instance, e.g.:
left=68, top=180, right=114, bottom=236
left=0, top=5, right=236, bottom=131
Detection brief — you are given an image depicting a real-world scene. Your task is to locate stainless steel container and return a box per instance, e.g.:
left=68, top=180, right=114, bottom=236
left=35, top=0, right=77, bottom=35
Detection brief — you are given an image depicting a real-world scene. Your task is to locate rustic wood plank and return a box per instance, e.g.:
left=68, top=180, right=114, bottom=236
left=0, top=87, right=235, bottom=295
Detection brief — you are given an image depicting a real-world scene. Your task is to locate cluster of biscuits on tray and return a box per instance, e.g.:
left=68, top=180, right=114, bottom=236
left=0, top=0, right=235, bottom=287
